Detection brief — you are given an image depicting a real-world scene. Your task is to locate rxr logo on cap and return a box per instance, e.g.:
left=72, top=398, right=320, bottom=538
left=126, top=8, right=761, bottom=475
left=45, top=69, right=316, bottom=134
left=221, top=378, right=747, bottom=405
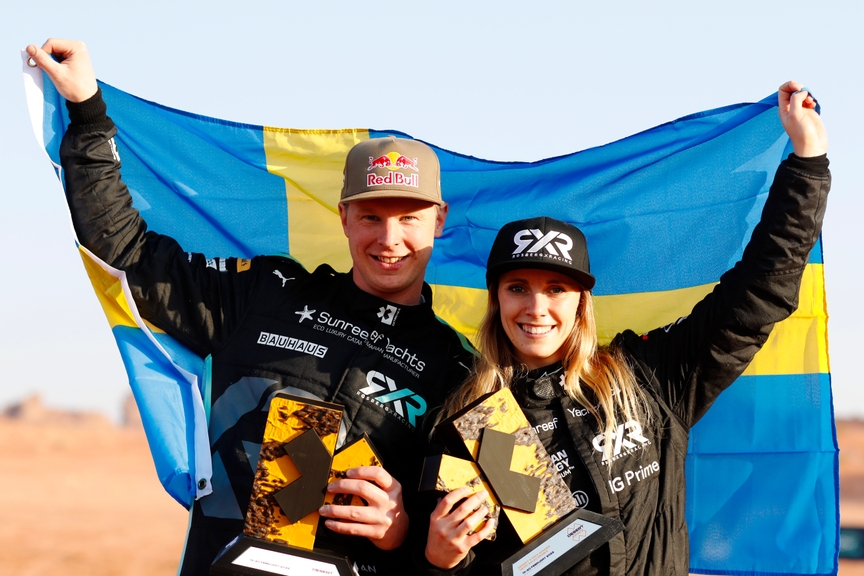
left=512, top=229, right=574, bottom=262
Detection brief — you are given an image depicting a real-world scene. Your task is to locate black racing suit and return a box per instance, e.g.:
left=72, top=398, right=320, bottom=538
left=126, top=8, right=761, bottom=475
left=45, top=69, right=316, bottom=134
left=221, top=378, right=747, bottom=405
left=60, top=90, right=476, bottom=576
left=419, top=153, right=830, bottom=576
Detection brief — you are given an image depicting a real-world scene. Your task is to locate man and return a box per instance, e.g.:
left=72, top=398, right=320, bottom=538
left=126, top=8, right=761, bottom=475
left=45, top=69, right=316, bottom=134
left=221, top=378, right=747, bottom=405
left=27, top=38, right=475, bottom=576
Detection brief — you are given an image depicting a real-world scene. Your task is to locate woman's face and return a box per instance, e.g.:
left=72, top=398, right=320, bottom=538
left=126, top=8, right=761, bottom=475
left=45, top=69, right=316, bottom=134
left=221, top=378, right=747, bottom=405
left=497, top=268, right=583, bottom=370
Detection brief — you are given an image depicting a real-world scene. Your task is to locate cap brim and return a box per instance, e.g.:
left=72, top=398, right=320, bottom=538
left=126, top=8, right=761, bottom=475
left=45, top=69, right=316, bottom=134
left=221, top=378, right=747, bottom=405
left=486, top=261, right=596, bottom=291
left=340, top=189, right=445, bottom=206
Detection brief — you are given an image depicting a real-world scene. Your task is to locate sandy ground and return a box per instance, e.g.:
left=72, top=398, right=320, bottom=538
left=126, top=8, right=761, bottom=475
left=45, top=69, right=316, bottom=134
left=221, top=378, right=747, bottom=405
left=0, top=419, right=188, bottom=576
left=4, top=415, right=864, bottom=575
left=836, top=420, right=864, bottom=575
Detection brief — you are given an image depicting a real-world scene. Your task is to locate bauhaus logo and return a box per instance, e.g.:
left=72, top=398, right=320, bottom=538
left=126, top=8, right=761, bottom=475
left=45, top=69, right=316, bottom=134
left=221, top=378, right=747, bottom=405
left=257, top=331, right=328, bottom=359
left=592, top=420, right=650, bottom=462
left=512, top=229, right=574, bottom=262
left=357, top=370, right=427, bottom=427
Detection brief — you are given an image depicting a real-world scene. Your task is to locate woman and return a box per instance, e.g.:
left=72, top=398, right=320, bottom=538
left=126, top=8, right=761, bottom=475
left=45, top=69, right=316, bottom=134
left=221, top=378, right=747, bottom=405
left=422, top=82, right=830, bottom=576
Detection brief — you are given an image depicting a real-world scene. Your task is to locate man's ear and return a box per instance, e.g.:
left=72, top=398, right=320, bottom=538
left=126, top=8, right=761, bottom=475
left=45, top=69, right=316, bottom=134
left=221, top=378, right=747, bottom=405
left=434, top=203, right=449, bottom=238
left=338, top=203, right=349, bottom=237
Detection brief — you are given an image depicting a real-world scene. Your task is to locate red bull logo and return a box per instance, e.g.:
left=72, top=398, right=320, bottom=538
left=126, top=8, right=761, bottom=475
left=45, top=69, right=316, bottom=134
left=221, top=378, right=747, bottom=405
left=368, top=152, right=420, bottom=172
left=367, top=171, right=419, bottom=188
left=394, top=155, right=419, bottom=171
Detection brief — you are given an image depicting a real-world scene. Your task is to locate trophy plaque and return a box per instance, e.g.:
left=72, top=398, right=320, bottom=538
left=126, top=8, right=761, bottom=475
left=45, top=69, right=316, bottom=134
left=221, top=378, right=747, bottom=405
left=211, top=393, right=382, bottom=576
left=420, top=388, right=622, bottom=576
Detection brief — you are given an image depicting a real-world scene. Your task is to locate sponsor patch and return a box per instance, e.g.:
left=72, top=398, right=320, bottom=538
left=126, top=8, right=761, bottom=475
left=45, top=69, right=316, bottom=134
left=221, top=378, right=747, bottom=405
left=108, top=137, right=120, bottom=162
left=572, top=490, right=589, bottom=508
left=607, top=460, right=660, bottom=493
left=592, top=420, right=651, bottom=463
left=357, top=370, right=426, bottom=428
left=295, top=305, right=316, bottom=323
left=206, top=257, right=228, bottom=272
left=377, top=304, right=399, bottom=326
left=550, top=448, right=575, bottom=479
left=256, top=331, right=327, bottom=358
left=368, top=151, right=419, bottom=172
left=366, top=171, right=419, bottom=188
left=512, top=229, right=574, bottom=262
left=273, top=270, right=294, bottom=287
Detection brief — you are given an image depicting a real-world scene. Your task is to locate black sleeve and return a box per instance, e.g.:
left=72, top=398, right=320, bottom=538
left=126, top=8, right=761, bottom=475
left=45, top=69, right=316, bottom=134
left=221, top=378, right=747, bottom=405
left=617, top=154, right=830, bottom=427
left=60, top=89, right=302, bottom=357
left=411, top=534, right=475, bottom=575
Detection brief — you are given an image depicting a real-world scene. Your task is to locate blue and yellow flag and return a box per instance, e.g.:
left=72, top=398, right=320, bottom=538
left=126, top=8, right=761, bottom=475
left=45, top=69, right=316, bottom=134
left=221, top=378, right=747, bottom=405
left=23, top=58, right=837, bottom=575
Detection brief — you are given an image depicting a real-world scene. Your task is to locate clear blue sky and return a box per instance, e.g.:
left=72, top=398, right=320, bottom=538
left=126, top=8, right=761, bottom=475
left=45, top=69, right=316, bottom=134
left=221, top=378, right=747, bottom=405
left=2, top=1, right=861, bottom=420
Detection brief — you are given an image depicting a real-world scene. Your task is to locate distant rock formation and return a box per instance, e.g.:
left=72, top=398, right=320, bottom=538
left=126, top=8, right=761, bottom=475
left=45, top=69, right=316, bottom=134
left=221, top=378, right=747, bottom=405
left=121, top=394, right=143, bottom=428
left=2, top=394, right=111, bottom=426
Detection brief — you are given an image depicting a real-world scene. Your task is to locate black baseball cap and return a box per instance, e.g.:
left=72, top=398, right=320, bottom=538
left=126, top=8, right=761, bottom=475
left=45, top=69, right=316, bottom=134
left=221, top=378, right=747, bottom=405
left=485, top=216, right=595, bottom=290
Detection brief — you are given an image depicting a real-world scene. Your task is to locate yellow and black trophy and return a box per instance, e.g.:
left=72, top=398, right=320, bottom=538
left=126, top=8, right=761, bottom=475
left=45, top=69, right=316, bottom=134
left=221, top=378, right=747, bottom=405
left=420, top=388, right=622, bottom=576
left=211, top=393, right=381, bottom=576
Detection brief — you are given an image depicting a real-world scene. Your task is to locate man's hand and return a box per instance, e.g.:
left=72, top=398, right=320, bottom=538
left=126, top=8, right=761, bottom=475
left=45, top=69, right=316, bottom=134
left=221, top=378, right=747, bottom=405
left=26, top=39, right=98, bottom=103
left=318, top=466, right=409, bottom=550
left=425, top=487, right=496, bottom=569
left=778, top=81, right=828, bottom=158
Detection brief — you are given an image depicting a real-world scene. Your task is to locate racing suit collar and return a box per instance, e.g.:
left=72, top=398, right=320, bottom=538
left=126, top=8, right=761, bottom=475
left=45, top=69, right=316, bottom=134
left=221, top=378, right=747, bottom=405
left=513, top=361, right=565, bottom=400
left=339, top=269, right=436, bottom=329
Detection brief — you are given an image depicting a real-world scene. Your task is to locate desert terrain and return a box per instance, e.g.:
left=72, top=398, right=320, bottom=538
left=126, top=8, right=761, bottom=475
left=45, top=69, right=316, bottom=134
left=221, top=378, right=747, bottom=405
left=2, top=396, right=863, bottom=575
left=0, top=396, right=188, bottom=575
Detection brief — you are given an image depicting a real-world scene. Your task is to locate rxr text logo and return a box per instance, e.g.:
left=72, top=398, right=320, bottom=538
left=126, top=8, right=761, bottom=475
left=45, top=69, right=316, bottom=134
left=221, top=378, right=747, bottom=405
left=512, top=229, right=574, bottom=261
left=592, top=420, right=650, bottom=462
left=357, top=370, right=426, bottom=427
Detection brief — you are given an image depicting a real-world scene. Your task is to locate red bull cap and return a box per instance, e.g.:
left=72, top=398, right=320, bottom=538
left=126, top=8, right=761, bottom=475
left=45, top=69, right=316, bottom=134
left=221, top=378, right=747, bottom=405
left=341, top=136, right=443, bottom=205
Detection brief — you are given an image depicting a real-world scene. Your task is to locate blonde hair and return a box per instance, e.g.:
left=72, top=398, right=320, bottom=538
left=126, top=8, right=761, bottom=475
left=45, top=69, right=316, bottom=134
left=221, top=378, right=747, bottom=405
left=441, top=282, right=649, bottom=463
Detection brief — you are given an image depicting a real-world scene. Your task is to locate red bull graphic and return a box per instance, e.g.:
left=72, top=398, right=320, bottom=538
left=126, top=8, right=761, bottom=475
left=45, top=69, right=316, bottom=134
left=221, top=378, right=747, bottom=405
left=368, top=154, right=392, bottom=170
left=366, top=151, right=421, bottom=188
left=395, top=155, right=419, bottom=171
left=367, top=171, right=419, bottom=188
left=368, top=152, right=419, bottom=172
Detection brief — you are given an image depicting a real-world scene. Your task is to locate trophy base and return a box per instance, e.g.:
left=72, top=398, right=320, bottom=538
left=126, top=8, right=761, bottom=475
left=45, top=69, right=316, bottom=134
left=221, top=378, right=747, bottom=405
left=501, top=508, right=623, bottom=576
left=210, top=535, right=356, bottom=576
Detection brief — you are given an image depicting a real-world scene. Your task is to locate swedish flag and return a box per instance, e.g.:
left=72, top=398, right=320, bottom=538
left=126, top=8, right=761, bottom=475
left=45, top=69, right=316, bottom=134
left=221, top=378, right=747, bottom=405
left=24, top=61, right=836, bottom=575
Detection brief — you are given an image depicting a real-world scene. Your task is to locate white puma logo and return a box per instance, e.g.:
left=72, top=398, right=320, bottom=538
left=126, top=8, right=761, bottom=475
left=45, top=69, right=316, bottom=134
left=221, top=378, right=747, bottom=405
left=272, top=270, right=294, bottom=287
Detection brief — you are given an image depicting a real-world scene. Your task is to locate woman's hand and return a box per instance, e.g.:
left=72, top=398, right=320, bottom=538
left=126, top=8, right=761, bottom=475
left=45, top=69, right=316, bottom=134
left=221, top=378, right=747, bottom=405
left=425, top=487, right=497, bottom=569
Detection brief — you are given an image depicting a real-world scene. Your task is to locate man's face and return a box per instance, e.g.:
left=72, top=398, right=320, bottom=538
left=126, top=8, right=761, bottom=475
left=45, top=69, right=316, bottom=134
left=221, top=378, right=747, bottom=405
left=339, top=198, right=447, bottom=305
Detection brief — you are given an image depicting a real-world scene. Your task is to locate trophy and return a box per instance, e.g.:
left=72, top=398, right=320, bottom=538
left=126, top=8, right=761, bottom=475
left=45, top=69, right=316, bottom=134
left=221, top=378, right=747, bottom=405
left=420, top=388, right=622, bottom=576
left=211, top=393, right=382, bottom=576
